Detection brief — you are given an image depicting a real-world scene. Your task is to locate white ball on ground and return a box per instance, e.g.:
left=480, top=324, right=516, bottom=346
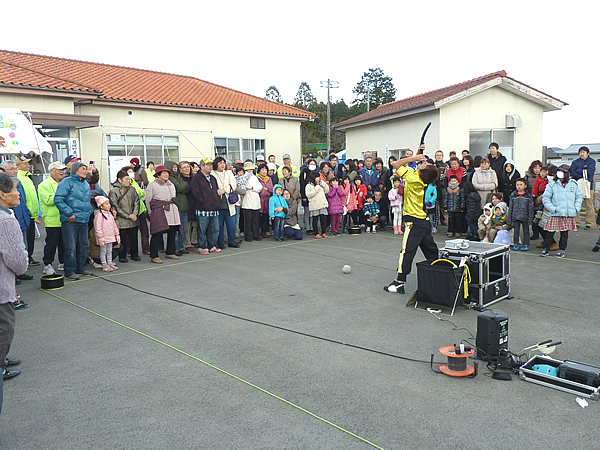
left=342, top=265, right=351, bottom=274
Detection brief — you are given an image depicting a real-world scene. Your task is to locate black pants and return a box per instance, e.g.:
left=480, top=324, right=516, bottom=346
left=42, top=226, right=64, bottom=266
left=544, top=230, right=568, bottom=251
left=150, top=226, right=177, bottom=258
left=243, top=209, right=260, bottom=239
left=396, top=215, right=439, bottom=282
left=312, top=214, right=328, bottom=235
left=447, top=212, right=463, bottom=234
left=120, top=227, right=139, bottom=259
left=26, top=220, right=36, bottom=259
left=513, top=220, right=530, bottom=246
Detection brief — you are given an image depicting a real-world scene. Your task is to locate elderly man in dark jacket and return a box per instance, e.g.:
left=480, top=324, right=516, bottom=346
left=191, top=159, right=222, bottom=255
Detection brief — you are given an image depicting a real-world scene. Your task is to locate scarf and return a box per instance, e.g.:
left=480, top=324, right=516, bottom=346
left=257, top=173, right=269, bottom=184
left=447, top=183, right=460, bottom=193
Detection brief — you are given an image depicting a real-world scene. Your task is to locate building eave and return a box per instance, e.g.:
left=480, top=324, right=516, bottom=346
left=82, top=99, right=314, bottom=121
left=334, top=105, right=436, bottom=131
left=0, top=84, right=101, bottom=101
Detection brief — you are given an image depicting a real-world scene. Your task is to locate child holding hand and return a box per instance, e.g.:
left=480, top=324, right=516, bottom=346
left=94, top=196, right=120, bottom=271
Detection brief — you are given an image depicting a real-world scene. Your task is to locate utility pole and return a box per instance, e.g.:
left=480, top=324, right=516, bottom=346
left=320, top=79, right=339, bottom=155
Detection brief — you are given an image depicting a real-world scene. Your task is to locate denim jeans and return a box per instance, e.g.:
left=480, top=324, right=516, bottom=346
left=218, top=209, right=237, bottom=245
left=175, top=212, right=189, bottom=251
left=197, top=213, right=219, bottom=251
left=273, top=216, right=284, bottom=239
left=61, top=221, right=89, bottom=276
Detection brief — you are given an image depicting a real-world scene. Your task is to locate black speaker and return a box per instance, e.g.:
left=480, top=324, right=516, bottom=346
left=476, top=309, right=508, bottom=360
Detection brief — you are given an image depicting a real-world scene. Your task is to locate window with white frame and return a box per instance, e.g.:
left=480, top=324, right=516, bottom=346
left=362, top=151, right=378, bottom=159
left=469, top=129, right=515, bottom=161
left=215, top=137, right=266, bottom=161
left=106, top=134, right=180, bottom=166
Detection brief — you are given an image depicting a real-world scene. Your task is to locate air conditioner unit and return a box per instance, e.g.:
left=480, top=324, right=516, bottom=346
left=506, top=115, right=522, bottom=128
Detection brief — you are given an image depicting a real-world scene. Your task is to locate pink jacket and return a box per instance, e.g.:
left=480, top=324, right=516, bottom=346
left=94, top=210, right=120, bottom=245
left=388, top=187, right=403, bottom=208
left=346, top=184, right=358, bottom=212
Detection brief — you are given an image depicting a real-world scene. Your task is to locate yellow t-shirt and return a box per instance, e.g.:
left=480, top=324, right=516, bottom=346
left=396, top=166, right=426, bottom=219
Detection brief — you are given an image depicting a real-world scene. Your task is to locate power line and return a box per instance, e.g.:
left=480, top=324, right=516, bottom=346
left=320, top=79, right=339, bottom=154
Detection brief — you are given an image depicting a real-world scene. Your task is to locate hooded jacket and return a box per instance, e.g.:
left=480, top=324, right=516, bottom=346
left=499, top=159, right=521, bottom=205
left=212, top=168, right=237, bottom=216
left=542, top=178, right=583, bottom=217
left=269, top=184, right=288, bottom=219
left=54, top=172, right=94, bottom=223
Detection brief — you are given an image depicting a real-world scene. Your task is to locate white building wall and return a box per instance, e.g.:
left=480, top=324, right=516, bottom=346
left=344, top=110, right=440, bottom=160
left=77, top=103, right=303, bottom=187
left=0, top=92, right=75, bottom=114
left=439, top=86, right=545, bottom=171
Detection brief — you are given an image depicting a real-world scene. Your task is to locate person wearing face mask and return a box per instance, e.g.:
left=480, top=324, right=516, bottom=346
left=300, top=158, right=318, bottom=234
left=109, top=170, right=140, bottom=263
left=540, top=167, right=582, bottom=258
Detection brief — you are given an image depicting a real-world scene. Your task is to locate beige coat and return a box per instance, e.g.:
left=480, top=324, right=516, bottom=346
left=472, top=168, right=498, bottom=208
left=145, top=179, right=181, bottom=226
left=305, top=181, right=330, bottom=211
left=212, top=169, right=237, bottom=215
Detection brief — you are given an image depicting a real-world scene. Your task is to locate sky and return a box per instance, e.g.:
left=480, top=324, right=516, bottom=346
left=4, top=0, right=600, bottom=149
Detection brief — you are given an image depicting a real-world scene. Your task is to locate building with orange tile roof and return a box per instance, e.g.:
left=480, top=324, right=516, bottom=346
left=0, top=50, right=315, bottom=185
left=334, top=71, right=566, bottom=172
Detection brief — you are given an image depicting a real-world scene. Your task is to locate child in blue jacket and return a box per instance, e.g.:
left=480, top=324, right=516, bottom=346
left=269, top=184, right=288, bottom=242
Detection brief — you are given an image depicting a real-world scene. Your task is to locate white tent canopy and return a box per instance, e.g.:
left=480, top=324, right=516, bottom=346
left=0, top=108, right=52, bottom=155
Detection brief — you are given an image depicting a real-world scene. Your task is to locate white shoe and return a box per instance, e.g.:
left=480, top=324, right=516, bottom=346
left=43, top=264, right=55, bottom=275
left=366, top=228, right=371, bottom=233
left=92, top=261, right=103, bottom=269
left=372, top=226, right=377, bottom=234
left=57, top=263, right=64, bottom=271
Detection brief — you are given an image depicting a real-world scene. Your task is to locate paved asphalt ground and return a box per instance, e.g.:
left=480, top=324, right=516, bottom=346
left=1, top=223, right=600, bottom=449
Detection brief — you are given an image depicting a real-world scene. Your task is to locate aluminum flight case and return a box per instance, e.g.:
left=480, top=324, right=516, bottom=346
left=439, top=242, right=510, bottom=308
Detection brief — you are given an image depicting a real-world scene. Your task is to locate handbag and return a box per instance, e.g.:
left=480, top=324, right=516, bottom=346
left=228, top=185, right=239, bottom=204
left=577, top=171, right=591, bottom=199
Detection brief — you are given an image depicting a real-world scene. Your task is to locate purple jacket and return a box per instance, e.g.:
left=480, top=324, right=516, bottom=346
left=327, top=185, right=344, bottom=214
left=258, top=176, right=273, bottom=214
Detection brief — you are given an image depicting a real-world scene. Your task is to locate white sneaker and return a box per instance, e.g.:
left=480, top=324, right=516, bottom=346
left=92, top=261, right=103, bottom=269
left=43, top=264, right=55, bottom=275
left=372, top=226, right=377, bottom=234
left=366, top=228, right=371, bottom=233
left=57, top=263, right=64, bottom=271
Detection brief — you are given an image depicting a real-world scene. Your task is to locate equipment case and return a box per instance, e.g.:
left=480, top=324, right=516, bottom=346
left=439, top=242, right=510, bottom=309
left=519, top=355, right=600, bottom=400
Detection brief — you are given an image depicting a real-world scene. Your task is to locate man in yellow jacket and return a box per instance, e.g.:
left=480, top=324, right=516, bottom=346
left=16, top=156, right=41, bottom=265
left=38, top=161, right=67, bottom=275
left=276, top=153, right=300, bottom=179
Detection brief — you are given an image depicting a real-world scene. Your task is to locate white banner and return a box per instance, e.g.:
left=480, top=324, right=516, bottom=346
left=0, top=108, right=52, bottom=155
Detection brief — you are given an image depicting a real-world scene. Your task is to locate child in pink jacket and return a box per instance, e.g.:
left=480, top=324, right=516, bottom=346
left=388, top=177, right=404, bottom=234
left=94, top=196, right=121, bottom=271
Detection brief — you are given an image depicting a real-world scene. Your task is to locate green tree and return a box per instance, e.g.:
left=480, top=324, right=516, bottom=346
left=352, top=68, right=396, bottom=111
left=265, top=85, right=282, bottom=103
left=293, top=82, right=317, bottom=110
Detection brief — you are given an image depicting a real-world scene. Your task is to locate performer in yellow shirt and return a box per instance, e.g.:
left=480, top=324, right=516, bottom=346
left=385, top=146, right=440, bottom=294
